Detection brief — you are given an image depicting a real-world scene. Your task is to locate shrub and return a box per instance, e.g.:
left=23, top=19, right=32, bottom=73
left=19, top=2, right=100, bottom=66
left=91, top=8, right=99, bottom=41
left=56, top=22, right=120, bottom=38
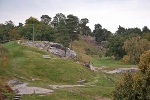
left=122, top=55, right=130, bottom=63
left=0, top=84, right=14, bottom=100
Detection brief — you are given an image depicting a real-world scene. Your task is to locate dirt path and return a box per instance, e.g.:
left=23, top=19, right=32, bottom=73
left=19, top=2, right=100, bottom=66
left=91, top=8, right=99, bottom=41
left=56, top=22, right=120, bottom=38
left=49, top=84, right=84, bottom=89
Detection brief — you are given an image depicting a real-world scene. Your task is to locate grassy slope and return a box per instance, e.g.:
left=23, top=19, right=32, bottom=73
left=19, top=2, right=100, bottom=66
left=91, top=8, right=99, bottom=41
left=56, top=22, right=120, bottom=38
left=2, top=41, right=94, bottom=85
left=1, top=39, right=136, bottom=99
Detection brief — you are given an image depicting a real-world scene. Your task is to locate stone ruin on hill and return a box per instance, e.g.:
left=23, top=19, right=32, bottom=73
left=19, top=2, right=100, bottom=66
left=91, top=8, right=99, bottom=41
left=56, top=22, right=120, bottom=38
left=20, top=41, right=77, bottom=59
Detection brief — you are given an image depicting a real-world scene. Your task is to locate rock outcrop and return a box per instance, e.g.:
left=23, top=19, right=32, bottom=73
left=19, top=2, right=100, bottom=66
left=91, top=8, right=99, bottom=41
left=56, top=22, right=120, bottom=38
left=22, top=41, right=77, bottom=59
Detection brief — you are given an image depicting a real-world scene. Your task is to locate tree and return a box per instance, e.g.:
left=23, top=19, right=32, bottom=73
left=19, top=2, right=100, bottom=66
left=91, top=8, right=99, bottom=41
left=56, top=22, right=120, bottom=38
left=8, top=28, right=21, bottom=40
left=138, top=50, right=150, bottom=72
left=142, top=26, right=150, bottom=33
left=115, top=25, right=126, bottom=35
left=51, top=13, right=66, bottom=27
left=123, top=36, right=150, bottom=64
left=126, top=27, right=142, bottom=35
left=112, top=72, right=135, bottom=100
left=105, top=35, right=126, bottom=60
left=0, top=21, right=15, bottom=42
left=93, top=24, right=112, bottom=43
left=142, top=32, right=150, bottom=41
left=66, top=14, right=79, bottom=49
left=40, top=15, right=52, bottom=25
left=25, top=16, right=40, bottom=25
left=80, top=18, right=90, bottom=36
left=35, top=23, right=55, bottom=41
left=55, top=20, right=70, bottom=56
left=112, top=50, right=150, bottom=100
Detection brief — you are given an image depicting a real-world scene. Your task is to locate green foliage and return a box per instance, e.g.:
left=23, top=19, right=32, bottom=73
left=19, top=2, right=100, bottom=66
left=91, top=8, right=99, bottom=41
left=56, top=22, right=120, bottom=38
left=142, top=32, right=150, bottom=41
left=3, top=41, right=94, bottom=84
left=112, top=50, right=150, bottom=100
left=142, top=26, right=150, bottom=33
left=0, top=21, right=17, bottom=42
left=52, top=13, right=66, bottom=27
left=19, top=18, right=55, bottom=41
left=25, top=16, right=40, bottom=25
left=55, top=19, right=70, bottom=48
left=35, top=23, right=55, bottom=41
left=112, top=72, right=135, bottom=100
left=93, top=24, right=112, bottom=43
left=80, top=18, right=91, bottom=36
left=106, top=35, right=126, bottom=60
left=123, top=36, right=150, bottom=64
left=66, top=14, right=79, bottom=41
left=0, top=84, right=14, bottom=100
left=40, top=15, right=51, bottom=25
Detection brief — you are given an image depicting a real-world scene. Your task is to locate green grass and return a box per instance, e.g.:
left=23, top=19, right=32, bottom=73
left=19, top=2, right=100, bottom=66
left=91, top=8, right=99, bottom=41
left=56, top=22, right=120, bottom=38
left=91, top=56, right=136, bottom=70
left=2, top=41, right=94, bottom=85
left=0, top=40, right=136, bottom=99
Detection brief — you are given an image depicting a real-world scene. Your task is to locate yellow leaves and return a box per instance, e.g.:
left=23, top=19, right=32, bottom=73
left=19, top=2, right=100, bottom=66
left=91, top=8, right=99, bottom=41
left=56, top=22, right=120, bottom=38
left=122, top=55, right=130, bottom=63
left=123, top=36, right=150, bottom=64
left=138, top=50, right=150, bottom=71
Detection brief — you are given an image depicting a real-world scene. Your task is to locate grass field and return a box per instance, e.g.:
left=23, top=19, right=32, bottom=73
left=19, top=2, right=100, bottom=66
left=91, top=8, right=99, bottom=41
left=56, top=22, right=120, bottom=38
left=1, top=40, right=136, bottom=99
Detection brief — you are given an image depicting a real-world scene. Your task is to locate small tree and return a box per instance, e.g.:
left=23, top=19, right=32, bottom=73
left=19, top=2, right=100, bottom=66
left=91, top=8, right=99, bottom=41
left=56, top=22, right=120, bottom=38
left=123, top=36, right=150, bottom=64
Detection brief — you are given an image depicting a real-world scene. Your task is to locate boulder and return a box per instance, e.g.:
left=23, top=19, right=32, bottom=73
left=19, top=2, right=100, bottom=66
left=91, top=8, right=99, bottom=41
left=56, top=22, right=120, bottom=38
left=21, top=41, right=77, bottom=59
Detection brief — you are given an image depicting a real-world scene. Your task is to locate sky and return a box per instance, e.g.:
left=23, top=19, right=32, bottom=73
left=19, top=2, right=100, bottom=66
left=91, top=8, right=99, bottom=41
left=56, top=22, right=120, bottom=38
left=0, top=0, right=150, bottom=33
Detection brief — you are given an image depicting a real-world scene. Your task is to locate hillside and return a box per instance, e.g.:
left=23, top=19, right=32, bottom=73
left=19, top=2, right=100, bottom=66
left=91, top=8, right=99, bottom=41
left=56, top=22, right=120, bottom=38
left=1, top=41, right=94, bottom=84
left=0, top=38, right=136, bottom=99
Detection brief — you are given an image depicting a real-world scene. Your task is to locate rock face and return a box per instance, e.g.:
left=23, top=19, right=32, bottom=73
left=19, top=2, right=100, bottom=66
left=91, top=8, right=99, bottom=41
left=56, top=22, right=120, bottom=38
left=23, top=41, right=77, bottom=58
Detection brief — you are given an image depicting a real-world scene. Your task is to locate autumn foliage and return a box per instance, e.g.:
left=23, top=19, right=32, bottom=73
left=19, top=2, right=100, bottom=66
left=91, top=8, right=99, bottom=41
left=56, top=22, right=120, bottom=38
left=112, top=50, right=150, bottom=100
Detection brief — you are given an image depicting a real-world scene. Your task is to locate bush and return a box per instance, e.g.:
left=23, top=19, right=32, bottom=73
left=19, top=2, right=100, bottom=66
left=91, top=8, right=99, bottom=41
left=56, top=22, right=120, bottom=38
left=0, top=84, right=14, bottom=100
left=122, top=55, right=130, bottom=63
left=112, top=50, right=150, bottom=100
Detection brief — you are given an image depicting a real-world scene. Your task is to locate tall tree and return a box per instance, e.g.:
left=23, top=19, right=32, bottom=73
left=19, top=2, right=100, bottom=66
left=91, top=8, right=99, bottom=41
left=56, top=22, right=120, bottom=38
left=80, top=18, right=90, bottom=35
left=24, top=17, right=40, bottom=41
left=115, top=25, right=126, bottom=35
left=25, top=16, right=40, bottom=25
left=106, top=35, right=126, bottom=60
left=93, top=24, right=112, bottom=43
left=66, top=14, right=79, bottom=49
left=40, top=15, right=52, bottom=25
left=51, top=13, right=66, bottom=28
left=55, top=19, right=70, bottom=56
left=142, top=26, right=150, bottom=33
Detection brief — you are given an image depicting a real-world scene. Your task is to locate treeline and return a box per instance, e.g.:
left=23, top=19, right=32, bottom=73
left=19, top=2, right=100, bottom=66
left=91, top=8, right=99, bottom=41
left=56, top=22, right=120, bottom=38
left=106, top=25, right=150, bottom=64
left=1, top=13, right=150, bottom=65
left=0, top=13, right=93, bottom=49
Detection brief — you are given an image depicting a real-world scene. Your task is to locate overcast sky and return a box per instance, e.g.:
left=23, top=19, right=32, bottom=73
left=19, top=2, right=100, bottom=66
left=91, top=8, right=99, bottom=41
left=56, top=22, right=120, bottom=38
left=0, top=0, right=150, bottom=33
